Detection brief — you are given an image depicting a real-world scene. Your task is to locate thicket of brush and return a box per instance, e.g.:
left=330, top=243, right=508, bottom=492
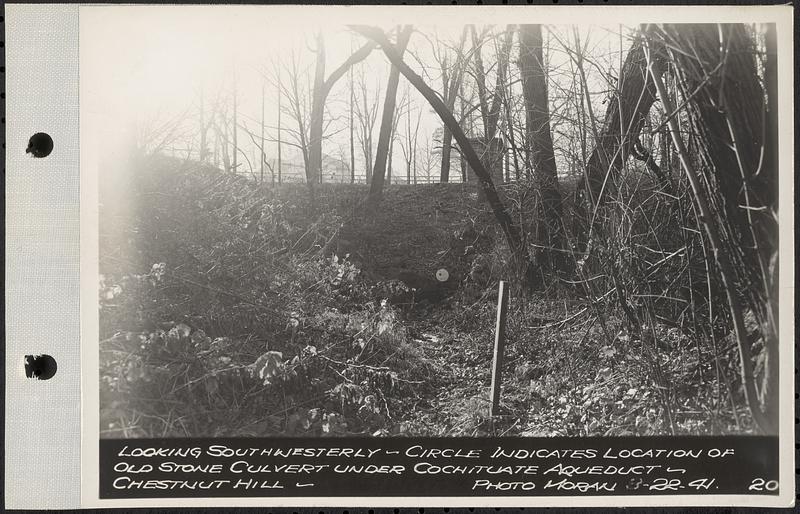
left=99, top=149, right=764, bottom=438
left=100, top=157, right=438, bottom=438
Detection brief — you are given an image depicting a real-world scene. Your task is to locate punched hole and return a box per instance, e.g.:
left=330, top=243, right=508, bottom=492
left=26, top=132, right=54, bottom=158
left=24, top=354, right=57, bottom=380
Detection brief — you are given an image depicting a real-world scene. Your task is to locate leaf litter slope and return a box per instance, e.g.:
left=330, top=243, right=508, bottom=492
left=98, top=156, right=749, bottom=438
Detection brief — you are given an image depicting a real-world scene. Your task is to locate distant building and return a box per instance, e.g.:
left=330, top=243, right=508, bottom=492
left=321, top=154, right=350, bottom=183
left=276, top=150, right=350, bottom=183
left=464, top=136, right=505, bottom=185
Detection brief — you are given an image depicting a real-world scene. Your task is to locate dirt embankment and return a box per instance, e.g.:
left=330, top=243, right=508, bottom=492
left=334, top=182, right=502, bottom=297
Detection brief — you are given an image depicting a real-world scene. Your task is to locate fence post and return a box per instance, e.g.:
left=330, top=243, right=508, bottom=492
left=489, top=280, right=509, bottom=417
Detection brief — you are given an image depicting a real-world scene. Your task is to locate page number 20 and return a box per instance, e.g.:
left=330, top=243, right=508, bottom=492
left=748, top=478, right=779, bottom=492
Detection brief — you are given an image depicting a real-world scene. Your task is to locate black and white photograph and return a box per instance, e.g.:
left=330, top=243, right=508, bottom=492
left=93, top=11, right=782, bottom=440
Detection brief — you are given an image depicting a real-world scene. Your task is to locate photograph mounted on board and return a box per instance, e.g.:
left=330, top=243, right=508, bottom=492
left=89, top=11, right=781, bottom=441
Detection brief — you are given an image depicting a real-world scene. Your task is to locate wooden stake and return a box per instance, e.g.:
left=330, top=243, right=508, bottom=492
left=490, top=280, right=509, bottom=417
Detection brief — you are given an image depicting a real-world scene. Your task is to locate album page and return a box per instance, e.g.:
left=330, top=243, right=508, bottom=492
left=5, top=3, right=796, bottom=509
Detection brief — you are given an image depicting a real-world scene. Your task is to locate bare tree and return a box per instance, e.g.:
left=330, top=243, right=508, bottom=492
left=573, top=29, right=665, bottom=210
left=239, top=121, right=274, bottom=185
left=429, top=27, right=469, bottom=183
left=197, top=86, right=212, bottom=163
left=518, top=24, right=564, bottom=278
left=542, top=27, right=668, bottom=264
left=418, top=139, right=438, bottom=183
left=277, top=62, right=283, bottom=184
left=386, top=89, right=408, bottom=185
left=306, top=32, right=376, bottom=195
left=258, top=49, right=354, bottom=187
left=353, top=66, right=381, bottom=184
left=210, top=92, right=233, bottom=173
left=232, top=71, right=238, bottom=173
left=278, top=50, right=312, bottom=175
left=471, top=25, right=513, bottom=145
left=352, top=25, right=535, bottom=286
left=349, top=37, right=356, bottom=184
left=135, top=105, right=193, bottom=158
left=369, top=25, right=414, bottom=204
left=398, top=89, right=423, bottom=185
left=260, top=81, right=266, bottom=184
left=459, top=81, right=468, bottom=181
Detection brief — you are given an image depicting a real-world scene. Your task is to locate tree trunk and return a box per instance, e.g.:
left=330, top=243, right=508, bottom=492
left=518, top=24, right=564, bottom=277
left=406, top=107, right=412, bottom=185
left=570, top=30, right=667, bottom=262
left=459, top=83, right=467, bottom=182
left=438, top=27, right=468, bottom=183
left=497, top=38, right=521, bottom=182
left=370, top=26, right=412, bottom=203
left=221, top=112, right=231, bottom=173
left=653, top=23, right=778, bottom=434
left=307, top=32, right=326, bottom=193
left=471, top=26, right=513, bottom=188
left=583, top=33, right=665, bottom=209
left=199, top=87, right=208, bottom=162
left=387, top=135, right=393, bottom=185
left=440, top=126, right=453, bottom=183
left=473, top=25, right=513, bottom=142
left=277, top=65, right=282, bottom=184
left=660, top=23, right=777, bottom=311
left=505, top=121, right=521, bottom=182
left=760, top=22, right=779, bottom=428
left=364, top=133, right=373, bottom=184
left=307, top=35, right=376, bottom=192
left=232, top=72, right=238, bottom=173
left=352, top=25, right=535, bottom=287
left=260, top=82, right=266, bottom=185
left=213, top=130, right=219, bottom=167
left=350, top=39, right=356, bottom=184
